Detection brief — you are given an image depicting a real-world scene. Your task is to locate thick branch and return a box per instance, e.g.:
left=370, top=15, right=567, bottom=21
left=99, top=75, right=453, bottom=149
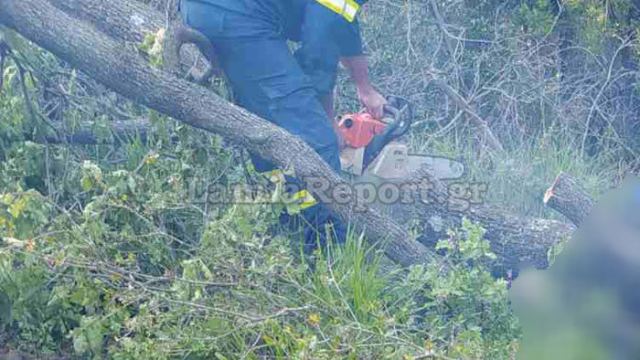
left=389, top=168, right=575, bottom=271
left=0, top=0, right=433, bottom=267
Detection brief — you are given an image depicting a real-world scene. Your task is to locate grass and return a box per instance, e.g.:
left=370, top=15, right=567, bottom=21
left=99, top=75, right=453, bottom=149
left=410, top=127, right=625, bottom=218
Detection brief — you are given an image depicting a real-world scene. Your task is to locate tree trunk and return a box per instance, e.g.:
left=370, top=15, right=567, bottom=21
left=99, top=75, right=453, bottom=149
left=389, top=169, right=575, bottom=272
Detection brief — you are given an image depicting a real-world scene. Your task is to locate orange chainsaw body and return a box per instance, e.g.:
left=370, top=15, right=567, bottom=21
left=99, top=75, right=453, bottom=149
left=337, top=112, right=387, bottom=149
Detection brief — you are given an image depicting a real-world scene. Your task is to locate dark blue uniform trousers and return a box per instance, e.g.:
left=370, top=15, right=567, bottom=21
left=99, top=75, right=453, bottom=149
left=182, top=1, right=347, bottom=251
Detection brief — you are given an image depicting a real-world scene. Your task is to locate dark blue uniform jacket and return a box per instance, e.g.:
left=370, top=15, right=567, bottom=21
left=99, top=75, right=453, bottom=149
left=182, top=0, right=365, bottom=95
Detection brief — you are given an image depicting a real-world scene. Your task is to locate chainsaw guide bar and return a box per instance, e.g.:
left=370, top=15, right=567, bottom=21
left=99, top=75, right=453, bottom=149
left=338, top=96, right=465, bottom=181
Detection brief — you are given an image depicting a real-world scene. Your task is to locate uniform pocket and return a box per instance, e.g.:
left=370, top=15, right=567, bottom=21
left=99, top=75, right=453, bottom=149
left=260, top=76, right=302, bottom=101
left=258, top=74, right=338, bottom=155
left=258, top=73, right=311, bottom=119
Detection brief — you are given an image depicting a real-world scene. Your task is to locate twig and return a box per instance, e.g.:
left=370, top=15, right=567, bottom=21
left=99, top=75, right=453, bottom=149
left=0, top=38, right=9, bottom=92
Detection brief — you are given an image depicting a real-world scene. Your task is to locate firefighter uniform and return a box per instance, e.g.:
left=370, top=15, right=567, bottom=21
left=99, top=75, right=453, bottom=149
left=181, top=0, right=367, bottom=251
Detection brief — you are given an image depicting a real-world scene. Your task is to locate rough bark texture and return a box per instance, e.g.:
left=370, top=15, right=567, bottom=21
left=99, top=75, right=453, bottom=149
left=0, top=0, right=433, bottom=267
left=49, top=0, right=211, bottom=82
left=49, top=0, right=162, bottom=43
left=0, top=0, right=579, bottom=272
left=544, top=172, right=595, bottom=227
left=387, top=169, right=576, bottom=271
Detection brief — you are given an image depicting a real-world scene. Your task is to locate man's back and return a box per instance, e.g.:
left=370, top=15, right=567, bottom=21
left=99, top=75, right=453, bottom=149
left=185, top=0, right=275, bottom=12
left=182, top=0, right=305, bottom=40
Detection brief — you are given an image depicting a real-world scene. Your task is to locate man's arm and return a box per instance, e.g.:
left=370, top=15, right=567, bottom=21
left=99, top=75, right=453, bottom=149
left=341, top=55, right=386, bottom=120
left=298, top=1, right=385, bottom=121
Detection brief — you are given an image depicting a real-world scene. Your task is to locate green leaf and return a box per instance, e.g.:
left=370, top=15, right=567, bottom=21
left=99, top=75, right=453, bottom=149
left=81, top=176, right=94, bottom=192
left=72, top=316, right=105, bottom=355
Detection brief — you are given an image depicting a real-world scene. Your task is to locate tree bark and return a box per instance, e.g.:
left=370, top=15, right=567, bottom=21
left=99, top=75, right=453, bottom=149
left=49, top=0, right=162, bottom=43
left=544, top=172, right=595, bottom=227
left=388, top=169, right=575, bottom=271
left=49, top=0, right=212, bottom=82
left=0, top=0, right=433, bottom=267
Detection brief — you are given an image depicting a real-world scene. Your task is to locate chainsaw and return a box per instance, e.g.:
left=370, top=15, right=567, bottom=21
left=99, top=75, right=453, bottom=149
left=337, top=96, right=465, bottom=181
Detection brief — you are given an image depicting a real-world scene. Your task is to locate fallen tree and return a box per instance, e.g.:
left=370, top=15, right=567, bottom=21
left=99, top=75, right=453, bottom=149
left=0, top=0, right=576, bottom=271
left=55, top=0, right=577, bottom=271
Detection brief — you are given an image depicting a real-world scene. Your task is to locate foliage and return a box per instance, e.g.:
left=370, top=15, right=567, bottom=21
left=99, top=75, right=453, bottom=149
left=0, top=109, right=519, bottom=358
left=138, top=29, right=166, bottom=68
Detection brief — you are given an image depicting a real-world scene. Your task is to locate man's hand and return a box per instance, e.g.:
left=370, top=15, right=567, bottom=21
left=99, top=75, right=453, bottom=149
left=357, top=85, right=386, bottom=120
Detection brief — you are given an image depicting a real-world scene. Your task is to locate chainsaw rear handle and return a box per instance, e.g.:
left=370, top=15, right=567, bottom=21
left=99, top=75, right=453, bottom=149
left=362, top=95, right=414, bottom=168
left=381, top=95, right=413, bottom=139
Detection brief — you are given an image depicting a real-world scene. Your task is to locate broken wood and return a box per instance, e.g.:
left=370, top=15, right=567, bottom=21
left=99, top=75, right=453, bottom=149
left=544, top=172, right=595, bottom=227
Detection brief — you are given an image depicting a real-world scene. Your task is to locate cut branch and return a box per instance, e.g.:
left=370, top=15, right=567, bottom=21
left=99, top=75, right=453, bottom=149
left=544, top=172, right=595, bottom=227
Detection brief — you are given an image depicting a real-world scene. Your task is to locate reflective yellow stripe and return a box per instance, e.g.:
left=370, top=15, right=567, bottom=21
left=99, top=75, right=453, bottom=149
left=292, top=190, right=318, bottom=210
left=261, top=170, right=319, bottom=210
left=315, top=0, right=360, bottom=22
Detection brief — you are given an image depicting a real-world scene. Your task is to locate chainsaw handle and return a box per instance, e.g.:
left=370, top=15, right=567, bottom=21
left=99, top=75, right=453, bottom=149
left=362, top=96, right=413, bottom=168
left=382, top=95, right=413, bottom=139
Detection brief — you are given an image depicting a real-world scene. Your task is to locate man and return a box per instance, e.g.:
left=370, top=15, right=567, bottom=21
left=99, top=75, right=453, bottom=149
left=181, top=0, right=385, bottom=250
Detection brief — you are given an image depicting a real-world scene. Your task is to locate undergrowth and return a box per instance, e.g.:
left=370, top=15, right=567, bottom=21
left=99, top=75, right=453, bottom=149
left=0, top=134, right=519, bottom=359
